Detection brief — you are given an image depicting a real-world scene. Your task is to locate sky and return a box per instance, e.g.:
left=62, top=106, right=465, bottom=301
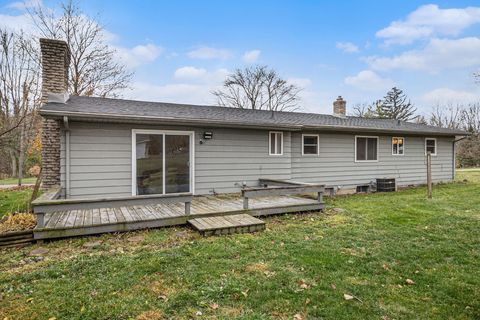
left=1, top=0, right=480, bottom=115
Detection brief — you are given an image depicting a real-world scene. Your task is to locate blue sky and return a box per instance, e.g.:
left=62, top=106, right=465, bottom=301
left=1, top=0, right=480, bottom=115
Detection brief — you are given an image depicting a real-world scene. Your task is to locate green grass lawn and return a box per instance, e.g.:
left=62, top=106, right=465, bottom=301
left=0, top=173, right=479, bottom=319
left=457, top=168, right=480, bottom=183
left=0, top=177, right=36, bottom=185
left=0, top=188, right=33, bottom=218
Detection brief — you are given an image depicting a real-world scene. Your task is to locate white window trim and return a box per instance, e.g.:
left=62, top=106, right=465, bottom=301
left=391, top=136, right=405, bottom=156
left=302, top=134, right=320, bottom=156
left=425, top=137, right=437, bottom=156
left=131, top=129, right=195, bottom=196
left=354, top=135, right=379, bottom=163
left=269, top=131, right=283, bottom=156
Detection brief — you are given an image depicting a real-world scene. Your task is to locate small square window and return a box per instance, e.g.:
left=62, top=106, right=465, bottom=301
left=302, top=134, right=319, bottom=155
left=425, top=138, right=436, bottom=155
left=269, top=132, right=283, bottom=155
left=392, top=137, right=405, bottom=155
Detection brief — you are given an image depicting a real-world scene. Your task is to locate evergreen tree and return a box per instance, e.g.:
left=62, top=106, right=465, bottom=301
left=378, top=87, right=417, bottom=121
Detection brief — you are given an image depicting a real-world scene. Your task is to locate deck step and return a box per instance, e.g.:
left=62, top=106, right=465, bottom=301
left=188, top=214, right=265, bottom=236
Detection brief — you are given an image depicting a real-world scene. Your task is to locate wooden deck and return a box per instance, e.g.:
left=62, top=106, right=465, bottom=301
left=34, top=195, right=323, bottom=240
left=189, top=214, right=265, bottom=236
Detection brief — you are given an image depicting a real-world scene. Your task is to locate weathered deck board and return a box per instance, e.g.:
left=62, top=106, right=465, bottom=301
left=34, top=195, right=323, bottom=240
left=189, top=214, right=265, bottom=236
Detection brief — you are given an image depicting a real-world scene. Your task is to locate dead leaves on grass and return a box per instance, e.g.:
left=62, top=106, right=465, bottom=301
left=343, top=293, right=363, bottom=303
left=0, top=213, right=36, bottom=233
left=149, top=278, right=178, bottom=301
left=245, top=262, right=276, bottom=277
left=136, top=310, right=163, bottom=320
left=298, top=279, right=311, bottom=290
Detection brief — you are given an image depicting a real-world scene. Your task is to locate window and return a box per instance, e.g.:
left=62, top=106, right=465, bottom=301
left=269, top=132, right=283, bottom=155
left=392, top=137, right=405, bottom=155
left=302, top=134, right=319, bottom=155
left=425, top=138, right=436, bottom=155
left=355, top=136, right=378, bottom=162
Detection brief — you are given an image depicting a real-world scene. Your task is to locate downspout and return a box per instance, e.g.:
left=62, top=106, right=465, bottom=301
left=63, top=116, right=70, bottom=198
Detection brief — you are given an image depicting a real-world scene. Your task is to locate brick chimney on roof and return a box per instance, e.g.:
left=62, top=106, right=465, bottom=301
left=333, top=96, right=346, bottom=117
left=40, top=38, right=70, bottom=103
left=40, top=38, right=70, bottom=190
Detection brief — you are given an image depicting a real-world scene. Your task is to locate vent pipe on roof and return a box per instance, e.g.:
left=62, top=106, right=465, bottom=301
left=333, top=96, right=346, bottom=117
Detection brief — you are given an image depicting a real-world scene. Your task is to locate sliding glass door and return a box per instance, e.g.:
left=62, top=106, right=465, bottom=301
left=133, top=130, right=192, bottom=195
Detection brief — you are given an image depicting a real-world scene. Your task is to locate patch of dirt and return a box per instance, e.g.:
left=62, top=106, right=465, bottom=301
left=136, top=310, right=163, bottom=320
left=245, top=262, right=270, bottom=273
left=325, top=215, right=349, bottom=226
left=28, top=247, right=49, bottom=256
left=220, top=306, right=244, bottom=317
left=341, top=246, right=367, bottom=257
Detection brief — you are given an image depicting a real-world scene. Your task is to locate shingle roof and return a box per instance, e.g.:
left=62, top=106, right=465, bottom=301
left=40, top=95, right=467, bottom=136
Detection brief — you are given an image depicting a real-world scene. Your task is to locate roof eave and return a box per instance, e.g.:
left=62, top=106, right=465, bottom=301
left=39, top=109, right=468, bottom=136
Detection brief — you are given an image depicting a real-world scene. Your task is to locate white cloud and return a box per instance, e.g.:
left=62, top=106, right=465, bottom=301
left=187, top=46, right=232, bottom=60
left=124, top=81, right=221, bottom=105
left=242, top=49, right=261, bottom=63
left=123, top=67, right=231, bottom=105
left=344, top=70, right=393, bottom=91
left=377, top=4, right=480, bottom=45
left=114, top=44, right=164, bottom=69
left=174, top=66, right=207, bottom=79
left=366, top=37, right=480, bottom=72
left=336, top=42, right=359, bottom=53
left=6, top=0, right=42, bottom=10
left=422, top=88, right=480, bottom=105
left=0, top=13, right=37, bottom=33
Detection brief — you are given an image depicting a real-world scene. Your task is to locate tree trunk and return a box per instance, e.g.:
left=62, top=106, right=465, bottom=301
left=17, top=123, right=25, bottom=186
left=10, top=151, right=17, bottom=178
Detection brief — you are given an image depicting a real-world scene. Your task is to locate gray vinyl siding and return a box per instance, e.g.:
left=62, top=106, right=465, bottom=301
left=291, top=133, right=454, bottom=187
left=62, top=122, right=291, bottom=199
left=60, top=121, right=454, bottom=199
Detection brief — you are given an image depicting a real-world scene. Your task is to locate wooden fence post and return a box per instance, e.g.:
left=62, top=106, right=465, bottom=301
left=427, top=151, right=432, bottom=199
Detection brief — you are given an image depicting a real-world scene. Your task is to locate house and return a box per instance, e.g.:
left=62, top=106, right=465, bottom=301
left=38, top=38, right=465, bottom=200
left=32, top=38, right=468, bottom=239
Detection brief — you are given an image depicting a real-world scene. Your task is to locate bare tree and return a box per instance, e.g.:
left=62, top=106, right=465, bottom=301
left=0, top=29, right=41, bottom=184
left=212, top=65, right=301, bottom=111
left=351, top=103, right=369, bottom=117
left=29, top=0, right=132, bottom=97
left=429, top=104, right=463, bottom=129
left=463, top=103, right=480, bottom=133
left=350, top=100, right=382, bottom=118
left=415, top=115, right=428, bottom=125
left=427, top=102, right=480, bottom=168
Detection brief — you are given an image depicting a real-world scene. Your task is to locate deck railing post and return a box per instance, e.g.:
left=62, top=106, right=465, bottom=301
left=185, top=201, right=191, bottom=215
left=37, top=211, right=45, bottom=228
left=243, top=197, right=249, bottom=210
left=317, top=192, right=323, bottom=204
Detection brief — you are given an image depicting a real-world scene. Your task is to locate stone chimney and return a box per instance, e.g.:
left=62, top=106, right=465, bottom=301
left=40, top=38, right=70, bottom=190
left=40, top=38, right=70, bottom=103
left=333, top=96, right=346, bottom=117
